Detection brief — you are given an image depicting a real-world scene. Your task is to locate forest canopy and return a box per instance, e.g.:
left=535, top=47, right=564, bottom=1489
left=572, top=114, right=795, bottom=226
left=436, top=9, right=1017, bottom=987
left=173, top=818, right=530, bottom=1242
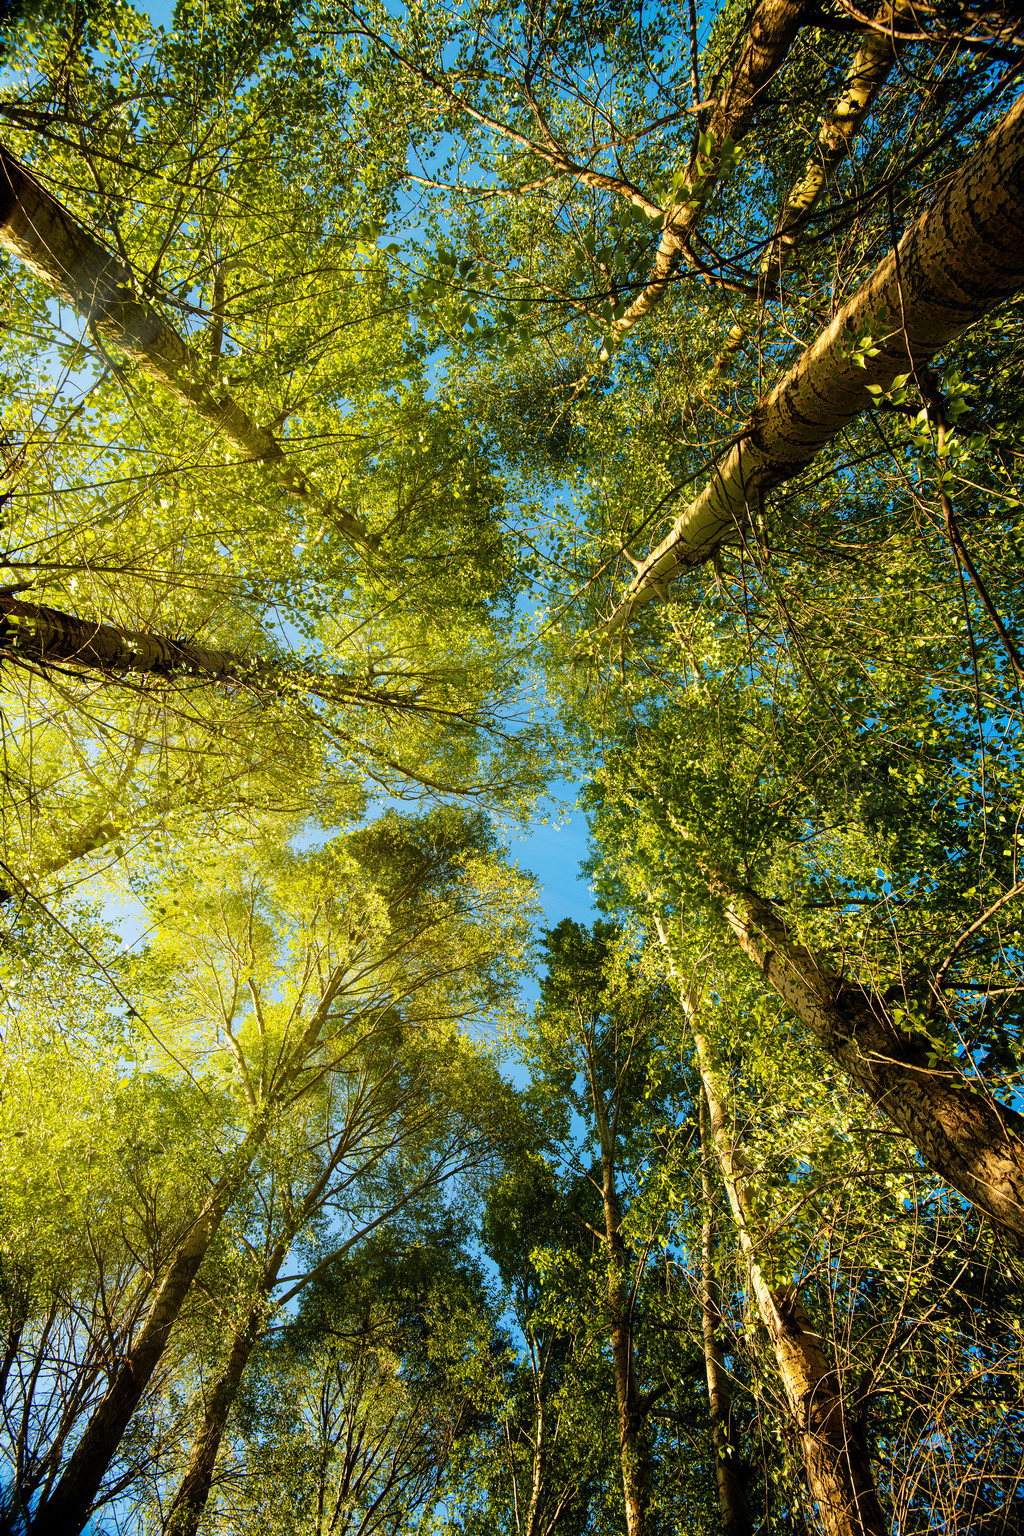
left=2, top=0, right=1024, bottom=1532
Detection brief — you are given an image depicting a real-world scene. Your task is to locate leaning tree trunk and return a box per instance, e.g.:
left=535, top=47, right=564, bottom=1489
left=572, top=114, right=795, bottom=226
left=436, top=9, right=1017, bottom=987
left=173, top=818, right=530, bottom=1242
left=592, top=1094, right=652, bottom=1536
left=0, top=592, right=423, bottom=714
left=699, top=1094, right=750, bottom=1536
left=603, top=90, right=1024, bottom=631
left=163, top=1244, right=287, bottom=1536
left=29, top=1146, right=262, bottom=1536
left=696, top=1065, right=886, bottom=1536
left=653, top=917, right=885, bottom=1536
left=0, top=147, right=374, bottom=552
left=708, top=869, right=1024, bottom=1252
left=29, top=953, right=350, bottom=1536
left=0, top=593, right=259, bottom=682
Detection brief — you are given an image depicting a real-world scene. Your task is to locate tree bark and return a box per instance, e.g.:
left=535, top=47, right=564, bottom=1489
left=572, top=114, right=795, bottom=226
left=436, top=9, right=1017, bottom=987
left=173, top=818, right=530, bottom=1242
left=1, top=593, right=254, bottom=682
left=0, top=593, right=430, bottom=716
left=29, top=1163, right=256, bottom=1536
left=709, top=869, right=1024, bottom=1251
left=607, top=0, right=810, bottom=352
left=592, top=1094, right=651, bottom=1536
left=0, top=146, right=375, bottom=553
left=603, top=89, right=1024, bottom=632
left=29, top=952, right=350, bottom=1536
left=652, top=917, right=885, bottom=1536
left=680, top=1022, right=885, bottom=1532
left=163, top=1245, right=286, bottom=1536
left=699, top=1094, right=750, bottom=1536
left=710, top=0, right=910, bottom=380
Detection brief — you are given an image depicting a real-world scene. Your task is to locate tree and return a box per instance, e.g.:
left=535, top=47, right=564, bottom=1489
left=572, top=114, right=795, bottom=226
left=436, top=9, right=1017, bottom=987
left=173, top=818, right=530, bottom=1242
left=510, top=920, right=689, bottom=1536
left=16, top=807, right=533, bottom=1534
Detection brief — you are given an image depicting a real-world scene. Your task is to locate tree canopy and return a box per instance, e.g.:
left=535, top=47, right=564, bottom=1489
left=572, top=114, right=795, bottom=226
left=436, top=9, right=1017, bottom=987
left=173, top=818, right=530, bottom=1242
left=2, top=1, right=1024, bottom=1533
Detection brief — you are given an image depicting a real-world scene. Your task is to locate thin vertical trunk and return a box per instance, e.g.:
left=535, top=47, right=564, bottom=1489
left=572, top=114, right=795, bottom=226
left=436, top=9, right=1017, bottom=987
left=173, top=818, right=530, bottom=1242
left=0, top=147, right=374, bottom=553
left=591, top=1092, right=650, bottom=1536
left=710, top=870, right=1024, bottom=1251
left=653, top=919, right=886, bottom=1536
left=522, top=1386, right=544, bottom=1536
left=699, top=1095, right=750, bottom=1536
left=163, top=1243, right=287, bottom=1536
left=696, top=1042, right=885, bottom=1536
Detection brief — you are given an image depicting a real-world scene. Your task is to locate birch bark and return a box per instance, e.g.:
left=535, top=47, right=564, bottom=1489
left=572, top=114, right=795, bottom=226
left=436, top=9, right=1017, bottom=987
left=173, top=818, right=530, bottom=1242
left=605, top=0, right=810, bottom=353
left=0, top=147, right=375, bottom=553
left=710, top=0, right=910, bottom=380
left=654, top=919, right=886, bottom=1536
left=603, top=91, right=1024, bottom=633
left=708, top=870, right=1024, bottom=1250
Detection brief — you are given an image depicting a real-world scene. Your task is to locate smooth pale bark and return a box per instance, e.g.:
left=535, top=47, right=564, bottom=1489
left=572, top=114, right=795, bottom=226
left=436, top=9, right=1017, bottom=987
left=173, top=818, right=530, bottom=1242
left=710, top=0, right=909, bottom=379
left=695, top=1058, right=886, bottom=1536
left=603, top=90, right=1024, bottom=632
left=699, top=1095, right=749, bottom=1536
left=591, top=1087, right=651, bottom=1536
left=709, top=870, right=1024, bottom=1250
left=654, top=917, right=885, bottom=1536
left=0, top=147, right=374, bottom=553
left=605, top=0, right=809, bottom=353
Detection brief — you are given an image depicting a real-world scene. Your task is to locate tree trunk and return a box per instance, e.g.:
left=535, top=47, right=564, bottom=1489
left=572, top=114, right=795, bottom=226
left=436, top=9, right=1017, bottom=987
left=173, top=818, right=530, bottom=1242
left=0, top=593, right=426, bottom=717
left=0, top=146, right=374, bottom=553
left=652, top=917, right=885, bottom=1536
left=604, top=90, right=1024, bottom=631
left=710, top=869, right=1024, bottom=1251
left=1, top=593, right=253, bottom=682
left=522, top=1386, right=544, bottom=1536
left=693, top=1036, right=885, bottom=1535
left=31, top=1207, right=229, bottom=1534
left=163, top=1244, right=286, bottom=1536
left=592, top=1097, right=651, bottom=1536
left=608, top=0, right=810, bottom=351
left=699, top=1094, right=750, bottom=1536
left=711, top=0, right=909, bottom=380
left=29, top=1116, right=276, bottom=1536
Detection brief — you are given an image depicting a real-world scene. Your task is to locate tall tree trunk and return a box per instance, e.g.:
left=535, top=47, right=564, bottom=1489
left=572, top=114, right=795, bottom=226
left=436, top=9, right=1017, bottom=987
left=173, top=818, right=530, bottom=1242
left=603, top=90, right=1024, bottom=631
left=710, top=0, right=910, bottom=382
left=607, top=0, right=810, bottom=351
left=0, top=147, right=374, bottom=553
left=26, top=1024, right=334, bottom=1536
left=522, top=1384, right=545, bottom=1536
left=0, top=593, right=426, bottom=715
left=592, top=1095, right=651, bottom=1536
left=699, top=1094, right=750, bottom=1536
left=163, top=1244, right=287, bottom=1536
left=1, top=593, right=254, bottom=682
left=653, top=918, right=885, bottom=1536
left=30, top=1188, right=242, bottom=1535
left=709, top=869, right=1024, bottom=1251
